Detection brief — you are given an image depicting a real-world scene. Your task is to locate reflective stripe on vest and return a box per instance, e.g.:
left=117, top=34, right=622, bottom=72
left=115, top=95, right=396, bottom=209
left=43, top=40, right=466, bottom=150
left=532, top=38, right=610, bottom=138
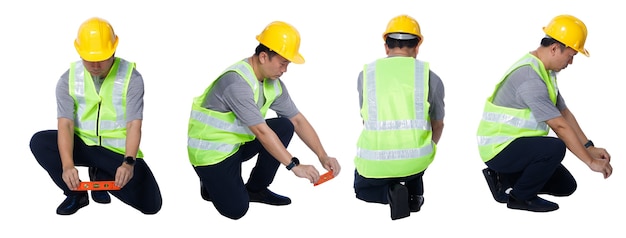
left=355, top=57, right=435, bottom=178
left=69, top=58, right=141, bottom=157
left=187, top=60, right=281, bottom=166
left=476, top=53, right=557, bottom=162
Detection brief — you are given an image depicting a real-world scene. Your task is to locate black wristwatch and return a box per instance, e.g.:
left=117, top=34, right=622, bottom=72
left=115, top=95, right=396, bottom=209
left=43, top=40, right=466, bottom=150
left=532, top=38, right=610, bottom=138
left=124, top=156, right=136, bottom=166
left=286, top=157, right=300, bottom=170
left=584, top=140, right=594, bottom=148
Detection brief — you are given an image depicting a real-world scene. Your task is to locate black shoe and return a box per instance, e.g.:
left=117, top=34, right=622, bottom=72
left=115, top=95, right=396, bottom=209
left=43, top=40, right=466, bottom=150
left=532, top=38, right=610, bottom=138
left=482, top=168, right=509, bottom=203
left=91, top=191, right=111, bottom=204
left=248, top=188, right=291, bottom=206
left=88, top=167, right=111, bottom=204
left=388, top=183, right=410, bottom=220
left=507, top=195, right=559, bottom=212
left=409, top=195, right=424, bottom=212
left=56, top=193, right=89, bottom=215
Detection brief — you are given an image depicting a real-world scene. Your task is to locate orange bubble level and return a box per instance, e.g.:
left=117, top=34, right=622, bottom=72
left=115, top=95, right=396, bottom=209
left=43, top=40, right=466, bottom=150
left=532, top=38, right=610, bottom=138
left=75, top=181, right=121, bottom=191
left=314, top=171, right=335, bottom=186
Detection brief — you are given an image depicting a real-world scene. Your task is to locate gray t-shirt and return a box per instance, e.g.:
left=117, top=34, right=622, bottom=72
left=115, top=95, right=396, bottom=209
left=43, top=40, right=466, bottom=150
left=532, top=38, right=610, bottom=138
left=492, top=65, right=566, bottom=122
left=201, top=60, right=299, bottom=127
left=357, top=61, right=445, bottom=121
left=56, top=63, right=144, bottom=123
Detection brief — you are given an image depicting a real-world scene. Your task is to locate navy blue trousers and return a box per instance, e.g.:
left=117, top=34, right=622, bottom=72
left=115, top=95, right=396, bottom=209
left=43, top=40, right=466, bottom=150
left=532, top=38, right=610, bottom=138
left=194, top=117, right=295, bottom=219
left=30, top=130, right=163, bottom=214
left=354, top=169, right=425, bottom=204
left=486, top=136, right=577, bottom=201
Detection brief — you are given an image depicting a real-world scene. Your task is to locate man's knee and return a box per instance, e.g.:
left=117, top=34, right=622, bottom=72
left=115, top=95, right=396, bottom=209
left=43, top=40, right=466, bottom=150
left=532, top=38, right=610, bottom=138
left=218, top=204, right=249, bottom=220
left=354, top=186, right=387, bottom=204
left=557, top=180, right=577, bottom=197
left=140, top=205, right=162, bottom=215
left=565, top=183, right=577, bottom=196
left=127, top=194, right=162, bottom=215
left=279, top=117, right=294, bottom=133
left=30, top=130, right=54, bottom=151
left=548, top=138, right=567, bottom=161
left=268, top=117, right=295, bottom=146
left=269, top=117, right=294, bottom=134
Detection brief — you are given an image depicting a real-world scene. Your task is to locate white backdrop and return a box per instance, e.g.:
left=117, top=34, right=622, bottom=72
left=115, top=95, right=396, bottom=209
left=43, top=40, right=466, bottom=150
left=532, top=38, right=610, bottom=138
left=1, top=0, right=623, bottom=237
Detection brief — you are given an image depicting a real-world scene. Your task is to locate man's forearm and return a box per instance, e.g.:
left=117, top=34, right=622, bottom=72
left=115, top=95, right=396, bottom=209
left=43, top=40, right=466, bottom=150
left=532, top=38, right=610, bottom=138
left=125, top=120, right=142, bottom=158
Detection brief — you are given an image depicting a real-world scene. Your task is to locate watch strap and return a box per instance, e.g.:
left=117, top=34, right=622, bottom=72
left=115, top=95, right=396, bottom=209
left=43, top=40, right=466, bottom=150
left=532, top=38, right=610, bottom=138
left=286, top=157, right=299, bottom=170
left=124, top=156, right=136, bottom=165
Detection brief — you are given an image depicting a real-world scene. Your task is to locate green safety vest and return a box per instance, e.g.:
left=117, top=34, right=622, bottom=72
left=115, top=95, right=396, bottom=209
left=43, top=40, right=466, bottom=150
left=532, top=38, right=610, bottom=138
left=187, top=60, right=282, bottom=166
left=354, top=57, right=436, bottom=178
left=69, top=57, right=142, bottom=157
left=476, top=53, right=558, bottom=162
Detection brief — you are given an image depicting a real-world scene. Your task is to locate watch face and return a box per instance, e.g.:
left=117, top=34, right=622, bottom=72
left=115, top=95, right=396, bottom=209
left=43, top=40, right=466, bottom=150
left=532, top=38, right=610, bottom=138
left=125, top=157, right=135, bottom=165
left=286, top=157, right=299, bottom=170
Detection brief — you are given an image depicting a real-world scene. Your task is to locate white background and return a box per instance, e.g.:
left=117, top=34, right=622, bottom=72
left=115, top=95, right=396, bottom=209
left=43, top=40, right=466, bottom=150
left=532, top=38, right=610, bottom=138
left=1, top=0, right=623, bottom=237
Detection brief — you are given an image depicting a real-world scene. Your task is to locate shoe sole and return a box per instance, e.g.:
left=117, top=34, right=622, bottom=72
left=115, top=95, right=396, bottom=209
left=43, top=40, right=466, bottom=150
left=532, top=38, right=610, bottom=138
left=249, top=199, right=291, bottom=206
left=507, top=196, right=559, bottom=212
left=507, top=203, right=559, bottom=212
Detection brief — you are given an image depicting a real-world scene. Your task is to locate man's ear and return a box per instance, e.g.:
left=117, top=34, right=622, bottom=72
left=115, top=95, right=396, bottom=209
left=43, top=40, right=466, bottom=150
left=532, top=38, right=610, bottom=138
left=550, top=43, right=560, bottom=55
left=259, top=51, right=268, bottom=64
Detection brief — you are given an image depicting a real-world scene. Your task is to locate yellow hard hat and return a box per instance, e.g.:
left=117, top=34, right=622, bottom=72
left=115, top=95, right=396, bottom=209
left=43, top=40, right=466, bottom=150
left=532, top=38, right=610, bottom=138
left=256, top=21, right=305, bottom=64
left=383, top=14, right=423, bottom=42
left=74, top=17, right=119, bottom=62
left=543, top=14, right=589, bottom=57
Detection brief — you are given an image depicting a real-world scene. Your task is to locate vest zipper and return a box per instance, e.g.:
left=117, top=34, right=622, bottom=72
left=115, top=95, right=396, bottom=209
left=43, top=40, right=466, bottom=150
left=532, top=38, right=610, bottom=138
left=96, top=99, right=102, bottom=145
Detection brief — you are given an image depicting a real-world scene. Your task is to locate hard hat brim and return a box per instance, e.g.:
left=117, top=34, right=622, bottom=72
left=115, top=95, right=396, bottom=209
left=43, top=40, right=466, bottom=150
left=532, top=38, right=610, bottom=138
left=74, top=36, right=118, bottom=62
left=386, top=33, right=418, bottom=40
left=289, top=54, right=305, bottom=64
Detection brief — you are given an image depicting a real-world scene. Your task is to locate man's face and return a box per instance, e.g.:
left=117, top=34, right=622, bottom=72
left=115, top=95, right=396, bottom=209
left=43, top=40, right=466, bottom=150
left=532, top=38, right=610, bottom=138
left=552, top=47, right=577, bottom=72
left=82, top=56, right=115, bottom=78
left=261, top=52, right=290, bottom=80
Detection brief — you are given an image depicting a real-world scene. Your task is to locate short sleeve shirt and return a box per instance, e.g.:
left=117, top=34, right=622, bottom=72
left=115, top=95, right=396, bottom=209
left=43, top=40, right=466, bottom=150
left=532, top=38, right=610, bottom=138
left=56, top=65, right=144, bottom=123
left=492, top=65, right=566, bottom=122
left=201, top=59, right=299, bottom=127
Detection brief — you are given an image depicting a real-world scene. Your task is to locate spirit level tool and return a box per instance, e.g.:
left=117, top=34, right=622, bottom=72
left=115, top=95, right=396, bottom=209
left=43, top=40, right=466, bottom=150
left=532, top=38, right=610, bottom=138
left=314, top=171, right=335, bottom=186
left=76, top=181, right=121, bottom=191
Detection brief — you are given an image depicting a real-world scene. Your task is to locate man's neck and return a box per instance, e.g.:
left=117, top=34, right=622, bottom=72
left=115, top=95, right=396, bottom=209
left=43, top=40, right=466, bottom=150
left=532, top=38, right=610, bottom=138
left=530, top=48, right=551, bottom=70
left=386, top=48, right=415, bottom=58
left=248, top=55, right=264, bottom=82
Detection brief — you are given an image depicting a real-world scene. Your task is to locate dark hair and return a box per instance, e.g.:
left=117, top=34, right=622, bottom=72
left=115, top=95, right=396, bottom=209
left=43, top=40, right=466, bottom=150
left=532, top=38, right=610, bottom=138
left=385, top=37, right=420, bottom=49
left=254, top=43, right=279, bottom=59
left=540, top=37, right=567, bottom=51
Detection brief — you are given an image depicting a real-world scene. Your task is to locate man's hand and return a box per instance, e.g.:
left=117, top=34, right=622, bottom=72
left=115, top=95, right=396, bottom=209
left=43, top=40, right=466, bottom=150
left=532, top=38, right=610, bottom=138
left=62, top=167, right=80, bottom=190
left=587, top=146, right=613, bottom=179
left=115, top=163, right=135, bottom=188
left=588, top=147, right=611, bottom=161
left=319, top=155, right=341, bottom=177
left=291, top=164, right=320, bottom=183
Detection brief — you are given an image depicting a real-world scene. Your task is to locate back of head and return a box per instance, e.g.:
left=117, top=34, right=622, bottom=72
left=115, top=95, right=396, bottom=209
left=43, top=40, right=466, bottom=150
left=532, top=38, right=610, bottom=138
left=255, top=21, right=305, bottom=64
left=74, top=17, right=119, bottom=62
left=383, top=14, right=423, bottom=43
left=542, top=14, right=589, bottom=57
